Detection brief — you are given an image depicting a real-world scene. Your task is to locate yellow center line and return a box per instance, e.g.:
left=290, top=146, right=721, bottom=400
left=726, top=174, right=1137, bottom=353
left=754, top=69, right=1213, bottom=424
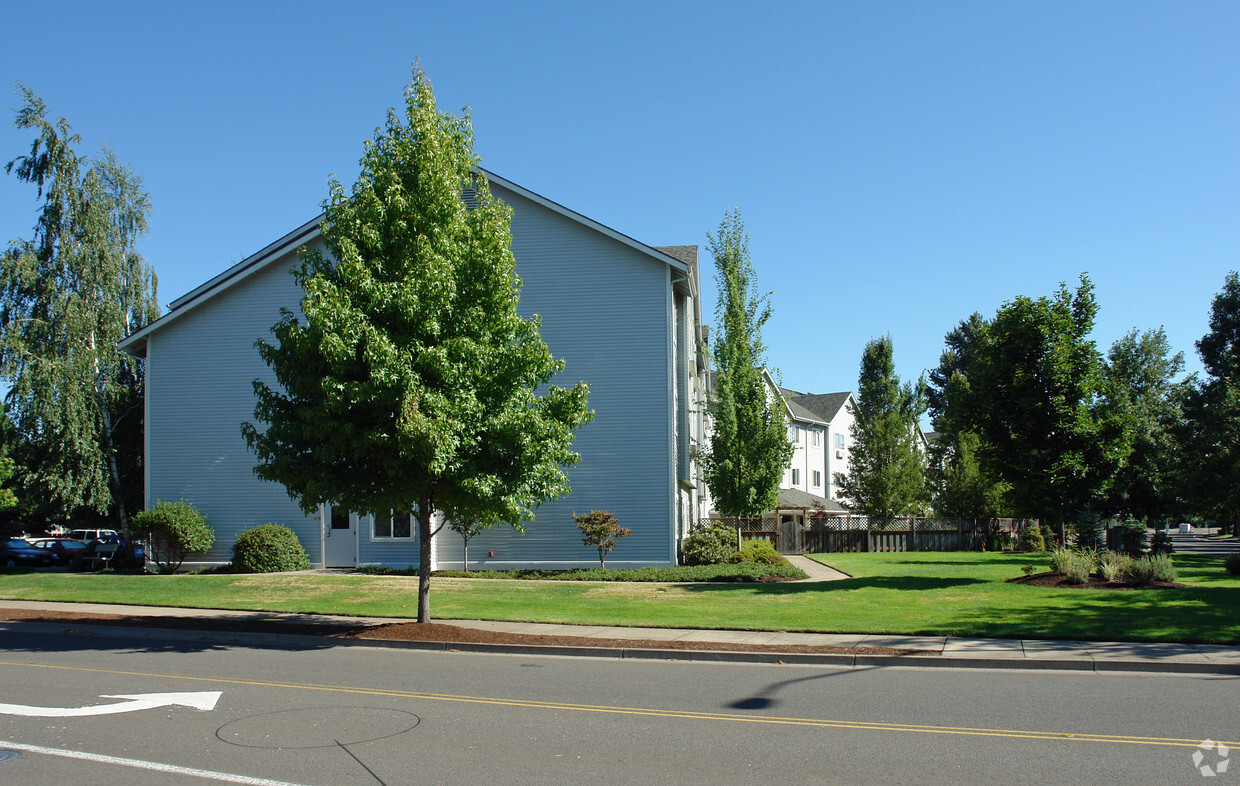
left=0, top=659, right=1230, bottom=749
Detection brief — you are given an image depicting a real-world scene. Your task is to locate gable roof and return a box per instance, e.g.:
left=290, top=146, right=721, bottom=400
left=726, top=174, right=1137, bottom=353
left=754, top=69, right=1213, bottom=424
left=119, top=169, right=691, bottom=357
left=775, top=487, right=848, bottom=513
left=786, top=392, right=853, bottom=424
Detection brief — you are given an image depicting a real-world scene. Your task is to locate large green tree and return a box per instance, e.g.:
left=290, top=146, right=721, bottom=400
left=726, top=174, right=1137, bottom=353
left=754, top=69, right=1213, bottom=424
left=1177, top=272, right=1240, bottom=531
left=935, top=276, right=1126, bottom=525
left=1099, top=328, right=1185, bottom=520
left=700, top=209, right=793, bottom=518
left=835, top=335, right=928, bottom=517
left=242, top=65, right=591, bottom=622
left=0, top=86, right=158, bottom=532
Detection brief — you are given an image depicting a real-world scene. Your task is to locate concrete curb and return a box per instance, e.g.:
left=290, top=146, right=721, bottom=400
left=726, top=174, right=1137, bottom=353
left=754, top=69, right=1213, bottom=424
left=5, top=619, right=1239, bottom=675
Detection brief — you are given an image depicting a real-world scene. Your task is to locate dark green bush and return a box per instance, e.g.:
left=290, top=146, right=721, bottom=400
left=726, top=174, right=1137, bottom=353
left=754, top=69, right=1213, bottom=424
left=1115, top=518, right=1148, bottom=555
left=131, top=499, right=214, bottom=573
left=1017, top=526, right=1045, bottom=552
left=231, top=523, right=311, bottom=573
left=726, top=539, right=786, bottom=566
left=1225, top=553, right=1240, bottom=576
left=358, top=563, right=809, bottom=581
left=681, top=520, right=737, bottom=565
left=1149, top=529, right=1174, bottom=555
left=1070, top=513, right=1105, bottom=550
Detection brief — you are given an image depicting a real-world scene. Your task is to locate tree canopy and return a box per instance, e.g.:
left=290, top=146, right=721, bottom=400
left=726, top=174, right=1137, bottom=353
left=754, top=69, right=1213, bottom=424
left=242, top=64, right=591, bottom=622
left=1177, top=271, right=1240, bottom=528
left=927, top=276, right=1129, bottom=523
left=700, top=209, right=793, bottom=518
left=835, top=335, right=927, bottom=517
left=0, top=85, right=158, bottom=531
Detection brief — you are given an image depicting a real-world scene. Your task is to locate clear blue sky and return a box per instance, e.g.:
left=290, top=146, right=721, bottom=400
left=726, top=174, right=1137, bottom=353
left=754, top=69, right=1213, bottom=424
left=3, top=1, right=1237, bottom=399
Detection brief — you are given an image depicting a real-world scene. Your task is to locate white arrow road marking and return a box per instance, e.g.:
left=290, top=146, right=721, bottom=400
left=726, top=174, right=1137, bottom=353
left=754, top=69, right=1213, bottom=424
left=0, top=691, right=221, bottom=717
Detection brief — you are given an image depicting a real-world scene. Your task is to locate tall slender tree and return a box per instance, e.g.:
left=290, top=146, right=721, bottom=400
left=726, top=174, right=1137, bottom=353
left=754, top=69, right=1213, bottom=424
left=242, top=65, right=591, bottom=622
left=0, top=86, right=158, bottom=531
left=700, top=209, right=793, bottom=518
left=835, top=335, right=928, bottom=517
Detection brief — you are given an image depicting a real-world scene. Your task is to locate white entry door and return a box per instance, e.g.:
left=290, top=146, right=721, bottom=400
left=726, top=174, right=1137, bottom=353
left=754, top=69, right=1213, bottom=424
left=324, top=506, right=357, bottom=568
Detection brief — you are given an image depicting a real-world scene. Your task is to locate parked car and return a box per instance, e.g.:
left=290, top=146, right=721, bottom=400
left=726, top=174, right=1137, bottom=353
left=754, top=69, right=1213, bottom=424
left=70, top=534, right=145, bottom=572
left=28, top=538, right=89, bottom=567
left=68, top=528, right=119, bottom=542
left=1, top=538, right=56, bottom=568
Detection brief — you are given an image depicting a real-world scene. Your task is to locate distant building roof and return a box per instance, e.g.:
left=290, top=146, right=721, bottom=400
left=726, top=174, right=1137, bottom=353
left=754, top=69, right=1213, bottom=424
left=774, top=488, right=848, bottom=513
left=782, top=391, right=852, bottom=425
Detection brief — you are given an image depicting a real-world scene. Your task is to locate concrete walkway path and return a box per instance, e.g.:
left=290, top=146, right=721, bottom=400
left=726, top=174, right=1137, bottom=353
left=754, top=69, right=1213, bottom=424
left=2, top=599, right=1237, bottom=674
left=784, top=554, right=850, bottom=581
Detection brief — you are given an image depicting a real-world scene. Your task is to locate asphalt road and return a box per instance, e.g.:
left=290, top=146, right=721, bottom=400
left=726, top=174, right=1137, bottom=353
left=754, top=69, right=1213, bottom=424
left=0, top=628, right=1236, bottom=784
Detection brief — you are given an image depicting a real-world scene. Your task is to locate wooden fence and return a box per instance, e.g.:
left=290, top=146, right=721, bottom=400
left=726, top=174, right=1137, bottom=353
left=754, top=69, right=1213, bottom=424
left=698, top=516, right=1037, bottom=554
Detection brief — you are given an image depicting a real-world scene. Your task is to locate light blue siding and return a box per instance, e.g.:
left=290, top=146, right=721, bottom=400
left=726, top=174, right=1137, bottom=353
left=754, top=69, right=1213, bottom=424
left=143, top=182, right=679, bottom=569
left=443, top=186, right=675, bottom=568
left=146, top=247, right=325, bottom=564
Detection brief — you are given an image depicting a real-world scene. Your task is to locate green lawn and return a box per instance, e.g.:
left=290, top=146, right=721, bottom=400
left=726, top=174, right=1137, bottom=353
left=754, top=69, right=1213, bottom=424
left=1, top=551, right=1237, bottom=644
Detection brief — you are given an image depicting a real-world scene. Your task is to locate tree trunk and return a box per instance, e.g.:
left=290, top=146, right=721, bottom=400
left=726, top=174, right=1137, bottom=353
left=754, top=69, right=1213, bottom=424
left=92, top=330, right=130, bottom=538
left=417, top=491, right=433, bottom=623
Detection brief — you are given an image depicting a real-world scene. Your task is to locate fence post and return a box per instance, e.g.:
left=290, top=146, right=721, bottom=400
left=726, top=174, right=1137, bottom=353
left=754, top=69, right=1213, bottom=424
left=910, top=517, right=917, bottom=552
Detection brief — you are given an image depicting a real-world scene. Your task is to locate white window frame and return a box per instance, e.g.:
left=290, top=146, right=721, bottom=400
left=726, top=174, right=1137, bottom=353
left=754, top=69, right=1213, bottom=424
left=813, top=470, right=822, bottom=487
left=835, top=433, right=846, bottom=449
left=812, top=429, right=821, bottom=446
left=791, top=468, right=801, bottom=486
left=371, top=509, right=415, bottom=541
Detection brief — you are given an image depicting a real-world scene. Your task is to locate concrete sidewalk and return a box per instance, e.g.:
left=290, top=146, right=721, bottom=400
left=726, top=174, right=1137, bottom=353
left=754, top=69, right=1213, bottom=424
left=2, top=599, right=1238, bottom=674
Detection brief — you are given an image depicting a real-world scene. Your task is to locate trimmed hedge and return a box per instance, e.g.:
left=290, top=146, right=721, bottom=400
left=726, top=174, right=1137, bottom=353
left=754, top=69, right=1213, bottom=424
left=131, top=499, right=214, bottom=573
left=681, top=520, right=737, bottom=566
left=231, top=524, right=311, bottom=573
left=726, top=540, right=786, bottom=566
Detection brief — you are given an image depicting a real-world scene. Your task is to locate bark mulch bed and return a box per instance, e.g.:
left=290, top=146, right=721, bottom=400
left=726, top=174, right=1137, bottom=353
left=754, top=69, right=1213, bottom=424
left=0, top=608, right=929, bottom=656
left=1007, top=571, right=1187, bottom=590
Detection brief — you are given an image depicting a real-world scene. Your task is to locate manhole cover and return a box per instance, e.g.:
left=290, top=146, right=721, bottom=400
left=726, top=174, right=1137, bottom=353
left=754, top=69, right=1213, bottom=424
left=0, top=750, right=20, bottom=764
left=217, top=706, right=420, bottom=749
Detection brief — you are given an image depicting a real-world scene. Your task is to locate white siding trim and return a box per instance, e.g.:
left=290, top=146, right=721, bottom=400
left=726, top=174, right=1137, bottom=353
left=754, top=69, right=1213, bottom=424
left=143, top=332, right=152, bottom=511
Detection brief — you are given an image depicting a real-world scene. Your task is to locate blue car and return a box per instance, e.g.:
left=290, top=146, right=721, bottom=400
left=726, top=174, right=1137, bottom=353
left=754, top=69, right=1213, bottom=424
left=1, top=538, right=56, bottom=568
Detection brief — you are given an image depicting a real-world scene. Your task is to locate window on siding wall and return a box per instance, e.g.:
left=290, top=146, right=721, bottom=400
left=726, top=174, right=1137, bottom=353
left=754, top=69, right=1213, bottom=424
left=792, top=468, right=800, bottom=485
left=835, top=433, right=846, bottom=449
left=812, top=430, right=821, bottom=446
left=372, top=510, right=414, bottom=540
left=813, top=470, right=821, bottom=487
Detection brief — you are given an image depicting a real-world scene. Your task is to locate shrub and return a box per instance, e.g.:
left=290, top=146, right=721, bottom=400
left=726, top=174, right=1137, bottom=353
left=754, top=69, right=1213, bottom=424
left=1017, top=526, right=1045, bottom=552
left=681, top=520, right=737, bottom=566
left=1048, top=546, right=1074, bottom=575
left=131, top=499, right=214, bottom=573
left=1114, top=517, right=1148, bottom=555
left=231, top=524, right=311, bottom=573
left=1070, top=512, right=1105, bottom=550
left=1039, top=523, right=1059, bottom=549
left=573, top=510, right=631, bottom=569
left=1122, top=554, right=1176, bottom=586
left=1063, top=555, right=1092, bottom=585
left=1096, top=551, right=1130, bottom=582
left=726, top=539, right=786, bottom=566
left=1225, top=553, right=1240, bottom=576
left=1149, top=529, right=1174, bottom=556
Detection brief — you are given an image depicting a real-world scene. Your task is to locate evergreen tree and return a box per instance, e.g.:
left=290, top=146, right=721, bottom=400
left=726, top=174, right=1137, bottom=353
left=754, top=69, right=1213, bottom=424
left=0, top=86, right=158, bottom=531
left=242, top=65, right=591, bottom=622
left=835, top=335, right=928, bottom=517
left=700, top=209, right=793, bottom=518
